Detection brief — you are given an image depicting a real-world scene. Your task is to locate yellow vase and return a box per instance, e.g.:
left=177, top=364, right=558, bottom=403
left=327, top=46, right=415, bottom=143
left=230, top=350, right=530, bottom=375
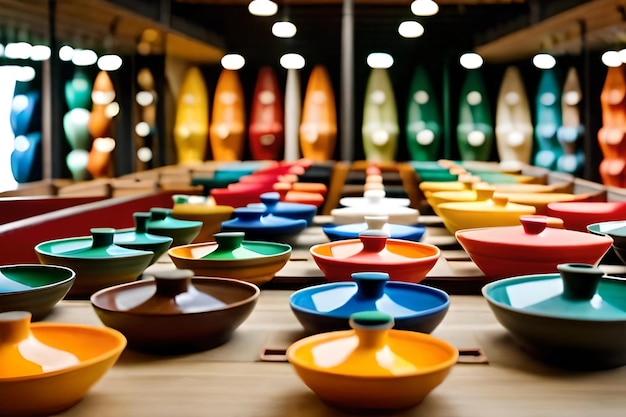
left=174, top=66, right=209, bottom=165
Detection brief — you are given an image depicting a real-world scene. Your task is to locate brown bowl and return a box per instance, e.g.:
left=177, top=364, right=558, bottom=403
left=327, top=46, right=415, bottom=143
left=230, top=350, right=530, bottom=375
left=90, top=269, right=259, bottom=354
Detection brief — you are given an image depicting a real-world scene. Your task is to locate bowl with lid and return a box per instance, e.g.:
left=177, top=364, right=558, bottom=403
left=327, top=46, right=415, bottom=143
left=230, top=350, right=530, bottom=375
left=322, top=215, right=426, bottom=242
left=290, top=271, right=449, bottom=334
left=114, top=211, right=173, bottom=264
left=482, top=263, right=626, bottom=370
left=286, top=311, right=458, bottom=412
left=548, top=202, right=626, bottom=232
left=146, top=207, right=203, bottom=247
left=330, top=190, right=420, bottom=225
left=35, top=228, right=154, bottom=298
left=221, top=206, right=308, bottom=241
left=0, top=310, right=126, bottom=416
left=246, top=191, right=317, bottom=225
left=168, top=231, right=292, bottom=285
left=456, top=215, right=613, bottom=280
left=310, top=233, right=440, bottom=283
left=0, top=264, right=76, bottom=320
left=91, top=268, right=259, bottom=354
left=170, top=197, right=235, bottom=243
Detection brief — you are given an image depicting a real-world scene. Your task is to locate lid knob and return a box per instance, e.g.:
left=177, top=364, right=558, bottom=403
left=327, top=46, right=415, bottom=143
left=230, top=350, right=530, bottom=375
left=349, top=311, right=394, bottom=350
left=364, top=216, right=390, bottom=236
left=364, top=189, right=386, bottom=205
left=260, top=192, right=281, bottom=210
left=213, top=231, right=245, bottom=251
left=557, top=263, right=604, bottom=300
left=520, top=215, right=548, bottom=235
left=133, top=212, right=151, bottom=233
left=352, top=272, right=389, bottom=300
left=474, top=184, right=496, bottom=201
left=359, top=233, right=388, bottom=253
left=150, top=207, right=171, bottom=221
left=233, top=207, right=265, bottom=221
left=91, top=227, right=115, bottom=248
left=0, top=311, right=32, bottom=345
left=152, top=268, right=195, bottom=298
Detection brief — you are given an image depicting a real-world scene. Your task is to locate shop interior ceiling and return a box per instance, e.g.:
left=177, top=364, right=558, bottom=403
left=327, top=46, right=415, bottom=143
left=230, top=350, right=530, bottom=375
left=1, top=0, right=626, bottom=66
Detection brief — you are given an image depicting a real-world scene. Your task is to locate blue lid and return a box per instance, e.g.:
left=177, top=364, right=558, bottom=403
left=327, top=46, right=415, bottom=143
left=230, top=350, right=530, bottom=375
left=247, top=192, right=317, bottom=225
left=221, top=206, right=308, bottom=239
left=323, top=221, right=425, bottom=242
left=290, top=272, right=449, bottom=319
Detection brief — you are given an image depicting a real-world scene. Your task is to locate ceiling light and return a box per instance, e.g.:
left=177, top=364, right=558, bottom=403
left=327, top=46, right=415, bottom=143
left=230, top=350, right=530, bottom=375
left=280, top=53, right=305, bottom=70
left=602, top=50, right=622, bottom=68
left=532, top=53, right=556, bottom=69
left=221, top=53, right=245, bottom=70
left=459, top=52, right=483, bottom=69
left=411, top=0, right=439, bottom=17
left=97, top=54, right=123, bottom=71
left=59, top=45, right=74, bottom=61
left=398, top=21, right=424, bottom=38
left=272, top=21, right=297, bottom=38
left=72, top=48, right=98, bottom=66
left=15, top=66, right=36, bottom=83
left=367, top=52, right=394, bottom=69
left=248, top=0, right=278, bottom=17
left=30, top=44, right=51, bottom=61
left=4, top=42, right=32, bottom=60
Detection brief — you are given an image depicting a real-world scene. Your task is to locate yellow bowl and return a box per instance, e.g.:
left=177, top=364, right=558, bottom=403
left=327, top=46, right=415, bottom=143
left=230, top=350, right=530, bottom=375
left=0, top=311, right=126, bottom=416
left=287, top=311, right=458, bottom=412
left=171, top=201, right=234, bottom=243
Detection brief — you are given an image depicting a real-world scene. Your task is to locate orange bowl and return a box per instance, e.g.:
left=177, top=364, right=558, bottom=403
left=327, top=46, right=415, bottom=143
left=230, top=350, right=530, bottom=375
left=310, top=233, right=440, bottom=283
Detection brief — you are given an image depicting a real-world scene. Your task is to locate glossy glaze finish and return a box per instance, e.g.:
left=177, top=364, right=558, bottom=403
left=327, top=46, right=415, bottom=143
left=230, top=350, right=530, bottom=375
left=91, top=269, right=259, bottom=354
left=35, top=228, right=153, bottom=297
left=168, top=232, right=292, bottom=285
left=210, top=69, right=246, bottom=161
left=221, top=207, right=308, bottom=240
left=247, top=192, right=317, bottom=225
left=114, top=212, right=173, bottom=264
left=482, top=264, right=626, bottom=370
left=286, top=311, right=458, bottom=412
left=339, top=189, right=410, bottom=208
left=0, top=265, right=76, bottom=321
left=147, top=207, right=203, bottom=247
left=547, top=201, right=626, bottom=232
left=171, top=201, right=234, bottom=243
left=587, top=220, right=626, bottom=265
left=310, top=234, right=440, bottom=283
left=456, top=215, right=613, bottom=279
left=290, top=272, right=449, bottom=334
left=322, top=215, right=426, bottom=242
left=330, top=190, right=420, bottom=225
left=0, top=311, right=126, bottom=416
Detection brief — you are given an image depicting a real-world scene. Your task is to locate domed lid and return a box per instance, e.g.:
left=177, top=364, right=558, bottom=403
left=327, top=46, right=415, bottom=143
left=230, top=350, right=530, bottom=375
left=482, top=263, right=626, bottom=321
left=286, top=311, right=458, bottom=377
left=322, top=215, right=426, bottom=242
left=35, top=228, right=153, bottom=259
left=438, top=189, right=535, bottom=213
left=148, top=207, right=203, bottom=230
left=200, top=232, right=291, bottom=260
left=290, top=272, right=449, bottom=319
left=0, top=265, right=75, bottom=294
left=456, top=215, right=613, bottom=251
left=331, top=199, right=419, bottom=226
left=247, top=192, right=317, bottom=218
left=311, top=234, right=440, bottom=266
left=114, top=212, right=174, bottom=246
left=221, top=207, right=307, bottom=237
left=339, top=189, right=410, bottom=208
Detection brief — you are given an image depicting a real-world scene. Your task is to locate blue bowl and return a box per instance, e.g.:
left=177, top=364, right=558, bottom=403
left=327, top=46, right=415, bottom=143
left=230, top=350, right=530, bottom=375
left=247, top=192, right=317, bottom=225
left=322, top=221, right=426, bottom=242
left=290, top=271, right=450, bottom=334
left=221, top=207, right=308, bottom=240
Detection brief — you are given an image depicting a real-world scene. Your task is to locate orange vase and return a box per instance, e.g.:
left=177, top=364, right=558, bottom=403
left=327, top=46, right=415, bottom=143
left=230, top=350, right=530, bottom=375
left=87, top=71, right=116, bottom=178
left=209, top=69, right=246, bottom=161
left=299, top=65, right=337, bottom=161
left=598, top=65, right=626, bottom=187
left=174, top=66, right=210, bottom=164
left=249, top=66, right=284, bottom=161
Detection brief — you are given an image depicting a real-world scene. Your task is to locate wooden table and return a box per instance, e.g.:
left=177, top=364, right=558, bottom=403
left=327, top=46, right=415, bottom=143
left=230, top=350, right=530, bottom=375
left=35, top=214, right=626, bottom=415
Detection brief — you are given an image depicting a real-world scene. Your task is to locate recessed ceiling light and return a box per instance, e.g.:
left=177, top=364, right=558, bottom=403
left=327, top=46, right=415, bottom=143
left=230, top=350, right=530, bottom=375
left=248, top=0, right=278, bottom=17
left=459, top=52, right=483, bottom=69
left=367, top=52, right=394, bottom=69
left=533, top=53, right=556, bottom=70
left=272, top=21, right=297, bottom=38
left=411, top=0, right=439, bottom=17
left=280, top=53, right=305, bottom=70
left=398, top=21, right=424, bottom=38
left=97, top=54, right=123, bottom=71
left=221, top=53, right=245, bottom=70
left=602, top=50, right=622, bottom=68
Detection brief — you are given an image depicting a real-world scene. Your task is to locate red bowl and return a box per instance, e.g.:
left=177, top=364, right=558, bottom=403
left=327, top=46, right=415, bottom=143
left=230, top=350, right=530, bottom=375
left=546, top=201, right=626, bottom=232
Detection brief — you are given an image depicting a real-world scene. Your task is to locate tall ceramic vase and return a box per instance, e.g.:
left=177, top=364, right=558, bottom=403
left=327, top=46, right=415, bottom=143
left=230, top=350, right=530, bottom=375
left=495, top=66, right=533, bottom=169
left=249, top=66, right=284, bottom=161
left=405, top=65, right=441, bottom=162
left=63, top=68, right=93, bottom=181
left=10, top=87, right=42, bottom=183
left=209, top=69, right=246, bottom=162
left=362, top=68, right=398, bottom=163
left=598, top=65, right=626, bottom=187
left=284, top=68, right=302, bottom=162
left=533, top=69, right=563, bottom=171
left=299, top=65, right=337, bottom=161
left=87, top=71, right=117, bottom=178
left=174, top=66, right=209, bottom=165
left=556, top=67, right=584, bottom=175
left=457, top=70, right=494, bottom=161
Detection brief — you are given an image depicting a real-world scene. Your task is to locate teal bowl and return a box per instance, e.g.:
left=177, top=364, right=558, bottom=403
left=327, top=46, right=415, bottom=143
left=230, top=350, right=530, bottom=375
left=0, top=264, right=76, bottom=320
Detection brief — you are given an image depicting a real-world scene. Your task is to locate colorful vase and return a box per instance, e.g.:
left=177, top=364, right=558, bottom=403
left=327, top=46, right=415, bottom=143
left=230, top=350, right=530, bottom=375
left=362, top=68, right=399, bottom=163
left=533, top=69, right=563, bottom=171
left=249, top=66, right=284, bottom=161
left=405, top=66, right=441, bottom=162
left=457, top=70, right=494, bottom=161
left=598, top=65, right=626, bottom=187
left=174, top=66, right=209, bottom=164
left=557, top=67, right=584, bottom=175
left=209, top=69, right=246, bottom=161
left=300, top=65, right=337, bottom=161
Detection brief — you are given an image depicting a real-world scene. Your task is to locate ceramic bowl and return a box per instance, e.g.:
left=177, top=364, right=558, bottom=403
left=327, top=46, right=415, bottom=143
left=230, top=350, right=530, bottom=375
left=548, top=201, right=626, bottom=232
left=114, top=211, right=173, bottom=264
left=411, top=160, right=458, bottom=182
left=211, top=182, right=274, bottom=208
left=482, top=263, right=626, bottom=370
left=322, top=215, right=426, bottom=242
left=35, top=228, right=154, bottom=298
left=220, top=206, right=308, bottom=240
left=0, top=264, right=76, bottom=320
left=272, top=182, right=326, bottom=207
left=502, top=192, right=600, bottom=215
left=437, top=191, right=536, bottom=234
left=170, top=200, right=235, bottom=243
left=147, top=207, right=203, bottom=247
left=310, top=233, right=440, bottom=283
left=587, top=220, right=626, bottom=265
left=290, top=271, right=449, bottom=334
left=426, top=184, right=496, bottom=217
left=168, top=232, right=292, bottom=285
left=0, top=311, right=126, bottom=416
left=91, top=268, right=259, bottom=354
left=456, top=215, right=614, bottom=280
left=330, top=191, right=420, bottom=225
left=247, top=191, right=317, bottom=225
left=286, top=311, right=458, bottom=412
left=339, top=189, right=410, bottom=208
